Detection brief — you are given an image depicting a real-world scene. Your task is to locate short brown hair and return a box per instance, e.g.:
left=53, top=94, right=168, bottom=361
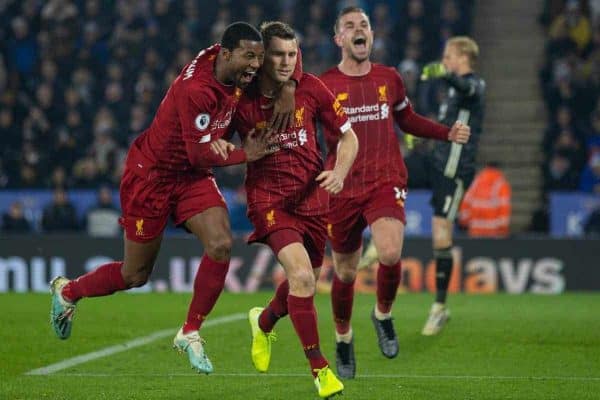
left=334, top=6, right=369, bottom=34
left=447, top=36, right=479, bottom=68
left=259, top=21, right=296, bottom=49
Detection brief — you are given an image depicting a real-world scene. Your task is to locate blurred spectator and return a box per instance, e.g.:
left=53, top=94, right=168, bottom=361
left=0, top=108, right=19, bottom=157
left=398, top=59, right=420, bottom=98
left=583, top=207, right=600, bottom=235
left=2, top=201, right=32, bottom=233
left=579, top=152, right=600, bottom=192
left=543, top=106, right=582, bottom=152
left=551, top=128, right=586, bottom=169
left=41, top=188, right=79, bottom=232
left=72, top=156, right=106, bottom=188
left=458, top=162, right=512, bottom=237
left=86, top=186, right=121, bottom=237
left=7, top=16, right=38, bottom=76
left=48, top=165, right=71, bottom=189
left=440, top=0, right=467, bottom=36
left=0, top=160, right=9, bottom=188
left=77, top=21, right=109, bottom=73
left=17, top=163, right=41, bottom=188
left=41, top=0, right=79, bottom=26
left=549, top=0, right=592, bottom=53
left=544, top=149, right=581, bottom=191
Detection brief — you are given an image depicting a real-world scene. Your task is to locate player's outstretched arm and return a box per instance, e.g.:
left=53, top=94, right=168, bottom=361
left=186, top=140, right=249, bottom=167
left=316, top=128, right=358, bottom=194
left=394, top=101, right=451, bottom=142
left=186, top=127, right=275, bottom=168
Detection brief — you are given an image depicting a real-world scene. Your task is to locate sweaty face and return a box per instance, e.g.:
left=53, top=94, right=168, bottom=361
left=263, top=37, right=297, bottom=83
left=227, top=39, right=264, bottom=88
left=442, top=44, right=463, bottom=74
left=335, top=11, right=373, bottom=62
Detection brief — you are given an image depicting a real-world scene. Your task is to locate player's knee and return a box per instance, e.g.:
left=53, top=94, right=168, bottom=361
left=288, top=268, right=316, bottom=295
left=335, top=264, right=357, bottom=283
left=377, top=245, right=401, bottom=266
left=433, top=231, right=452, bottom=249
left=433, top=222, right=452, bottom=248
left=205, top=234, right=233, bottom=261
left=122, top=269, right=151, bottom=288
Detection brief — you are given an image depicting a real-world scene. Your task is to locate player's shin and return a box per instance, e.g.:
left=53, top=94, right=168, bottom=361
left=288, top=294, right=329, bottom=375
left=331, top=274, right=355, bottom=337
left=259, top=279, right=289, bottom=332
left=375, top=261, right=402, bottom=316
left=434, top=247, right=453, bottom=304
left=61, top=261, right=127, bottom=302
left=183, top=255, right=229, bottom=333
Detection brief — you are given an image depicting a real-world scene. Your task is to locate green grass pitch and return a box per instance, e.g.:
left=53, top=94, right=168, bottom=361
left=1, top=292, right=599, bottom=399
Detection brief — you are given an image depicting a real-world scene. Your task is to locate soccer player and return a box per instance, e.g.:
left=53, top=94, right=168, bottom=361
left=319, top=7, right=471, bottom=378
left=229, top=22, right=358, bottom=398
left=49, top=22, right=295, bottom=374
left=418, top=36, right=486, bottom=335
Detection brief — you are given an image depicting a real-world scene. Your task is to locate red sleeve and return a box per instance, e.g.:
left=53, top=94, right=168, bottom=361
left=290, top=46, right=303, bottom=84
left=177, top=85, right=218, bottom=144
left=185, top=142, right=247, bottom=167
left=391, top=70, right=450, bottom=141
left=313, top=76, right=351, bottom=138
left=176, top=85, right=248, bottom=168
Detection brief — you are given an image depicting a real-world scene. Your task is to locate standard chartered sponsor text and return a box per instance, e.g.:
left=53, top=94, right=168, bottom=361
left=343, top=103, right=388, bottom=123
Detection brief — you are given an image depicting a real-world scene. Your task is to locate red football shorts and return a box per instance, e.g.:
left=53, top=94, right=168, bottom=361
left=119, top=168, right=227, bottom=243
left=247, top=208, right=327, bottom=269
left=327, top=182, right=407, bottom=254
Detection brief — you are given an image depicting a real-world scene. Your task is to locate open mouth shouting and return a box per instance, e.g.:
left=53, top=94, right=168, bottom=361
left=352, top=36, right=368, bottom=51
left=239, top=70, right=257, bottom=85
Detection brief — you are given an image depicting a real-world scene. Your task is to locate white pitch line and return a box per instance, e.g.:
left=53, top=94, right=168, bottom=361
left=43, top=372, right=600, bottom=382
left=25, top=313, right=246, bottom=376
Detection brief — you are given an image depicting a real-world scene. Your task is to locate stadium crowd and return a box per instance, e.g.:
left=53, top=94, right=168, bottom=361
left=531, top=0, right=600, bottom=233
left=0, top=0, right=474, bottom=233
left=539, top=0, right=600, bottom=194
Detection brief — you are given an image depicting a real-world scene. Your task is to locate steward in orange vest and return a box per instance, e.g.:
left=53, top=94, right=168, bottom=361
left=459, top=163, right=511, bottom=237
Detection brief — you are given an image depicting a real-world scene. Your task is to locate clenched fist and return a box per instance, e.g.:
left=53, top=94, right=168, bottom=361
left=448, top=121, right=470, bottom=144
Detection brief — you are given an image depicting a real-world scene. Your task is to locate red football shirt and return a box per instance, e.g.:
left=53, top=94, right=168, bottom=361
left=125, top=44, right=242, bottom=179
left=320, top=64, right=411, bottom=198
left=233, top=73, right=351, bottom=216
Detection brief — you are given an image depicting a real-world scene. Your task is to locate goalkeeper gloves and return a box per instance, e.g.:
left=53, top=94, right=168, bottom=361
left=404, top=133, right=416, bottom=150
left=420, top=62, right=447, bottom=81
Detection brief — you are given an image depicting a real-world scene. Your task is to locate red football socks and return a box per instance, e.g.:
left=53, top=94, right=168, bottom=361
left=183, top=255, right=229, bottom=333
left=288, top=294, right=328, bottom=376
left=376, top=261, right=402, bottom=314
left=331, top=274, right=355, bottom=334
left=62, top=262, right=126, bottom=302
left=258, top=279, right=289, bottom=332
